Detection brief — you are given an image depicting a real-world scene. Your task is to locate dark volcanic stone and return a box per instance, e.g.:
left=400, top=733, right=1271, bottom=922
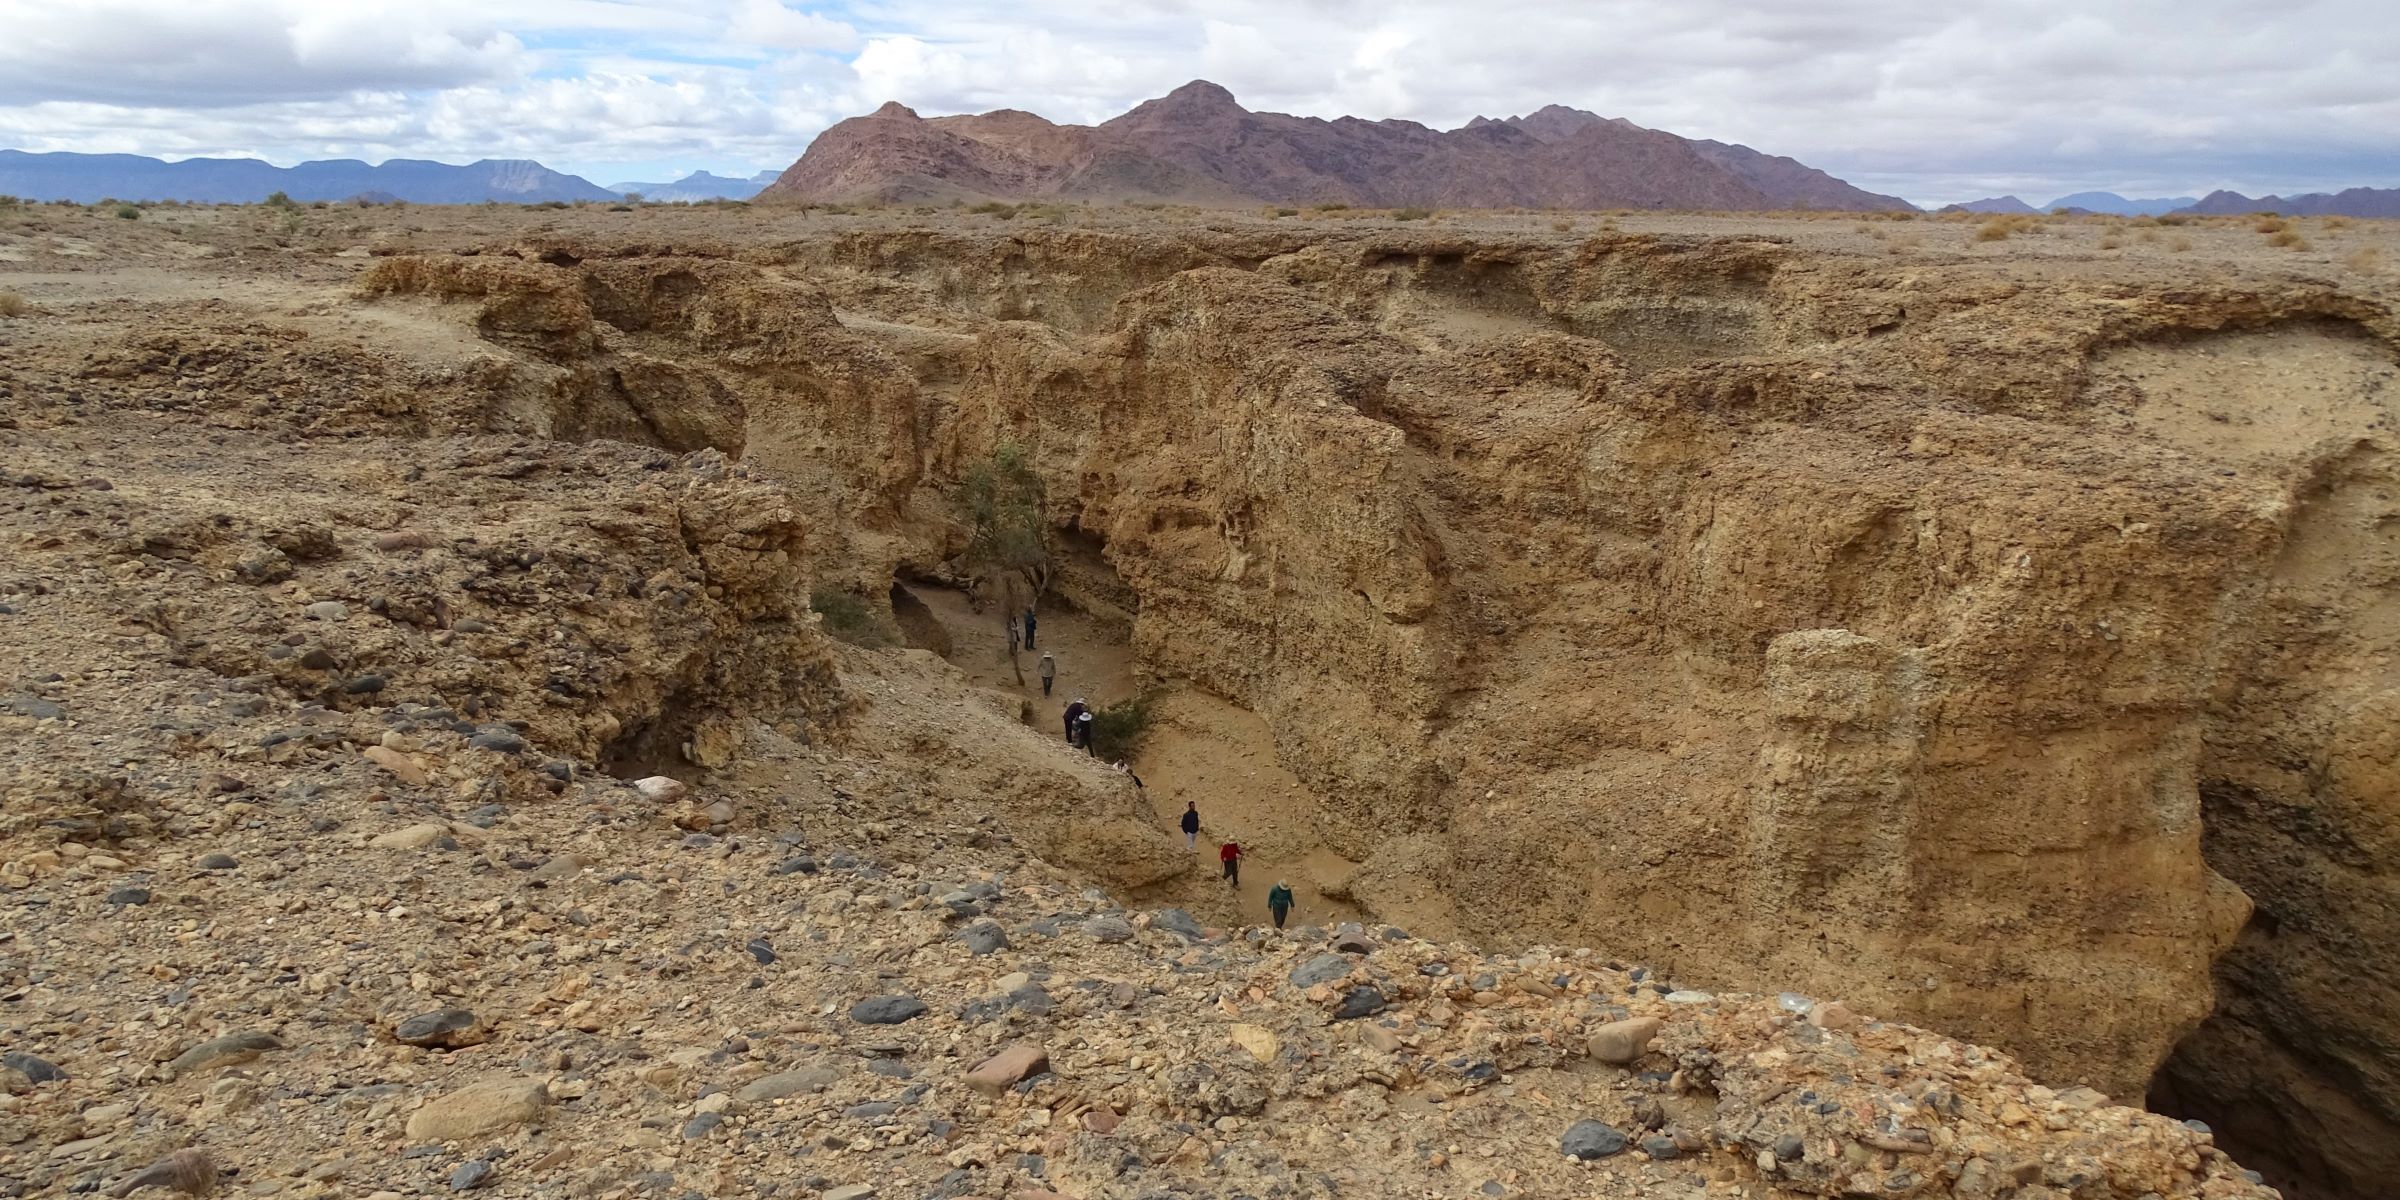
left=1561, top=1119, right=1628, bottom=1161
left=849, top=996, right=927, bottom=1025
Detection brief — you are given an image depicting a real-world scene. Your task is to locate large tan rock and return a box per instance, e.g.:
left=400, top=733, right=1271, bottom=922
left=404, top=1077, right=550, bottom=1142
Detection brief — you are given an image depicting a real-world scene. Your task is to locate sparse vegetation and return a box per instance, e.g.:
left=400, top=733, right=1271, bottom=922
left=2266, top=229, right=2310, bottom=250
left=2168, top=235, right=2194, bottom=252
left=263, top=191, right=299, bottom=211
left=1275, top=208, right=1298, bottom=218
left=2343, top=247, right=2385, bottom=274
left=0, top=194, right=20, bottom=208
left=2098, top=235, right=2121, bottom=250
left=967, top=201, right=1022, bottom=218
left=2252, top=216, right=2289, bottom=234
left=1391, top=207, right=1433, bottom=221
left=1551, top=219, right=1573, bottom=232
left=114, top=204, right=140, bottom=220
left=0, top=292, right=28, bottom=318
left=2323, top=216, right=2353, bottom=231
left=1088, top=693, right=1155, bottom=761
left=809, top=587, right=894, bottom=648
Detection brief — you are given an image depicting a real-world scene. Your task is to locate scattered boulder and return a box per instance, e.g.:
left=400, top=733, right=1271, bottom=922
left=737, top=1066, right=840, bottom=1103
left=1332, top=986, right=1387, bottom=1020
left=958, top=922, right=1010, bottom=955
left=964, top=1043, right=1048, bottom=1095
left=168, top=1030, right=284, bottom=1075
left=1586, top=1017, right=1661, bottom=1065
left=1561, top=1119, right=1629, bottom=1160
left=109, top=1148, right=214, bottom=1197
left=404, top=1076, right=550, bottom=1142
left=1083, top=915, right=1135, bottom=944
left=1, top=1051, right=62, bottom=1083
left=392, top=1008, right=485, bottom=1049
left=1228, top=1024, right=1278, bottom=1064
left=371, top=823, right=452, bottom=850
left=1291, top=954, right=1353, bottom=989
left=849, top=996, right=928, bottom=1025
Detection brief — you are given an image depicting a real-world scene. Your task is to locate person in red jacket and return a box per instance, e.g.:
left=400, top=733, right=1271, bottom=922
left=1219, top=840, right=1241, bottom=886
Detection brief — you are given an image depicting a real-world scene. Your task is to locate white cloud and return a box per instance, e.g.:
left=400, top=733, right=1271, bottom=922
left=0, top=0, right=2392, bottom=201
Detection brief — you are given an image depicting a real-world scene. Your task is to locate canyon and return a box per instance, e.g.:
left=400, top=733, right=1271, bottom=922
left=3, top=200, right=2396, bottom=1199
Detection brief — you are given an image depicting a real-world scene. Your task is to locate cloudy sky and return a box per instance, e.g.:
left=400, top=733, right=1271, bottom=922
left=0, top=0, right=2391, bottom=204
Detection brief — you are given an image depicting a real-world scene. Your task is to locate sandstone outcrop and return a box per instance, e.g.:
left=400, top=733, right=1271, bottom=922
left=351, top=219, right=2400, bottom=1196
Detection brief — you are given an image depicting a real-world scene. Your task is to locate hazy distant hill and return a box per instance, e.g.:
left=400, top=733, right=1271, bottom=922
left=604, top=170, right=779, bottom=203
left=1942, top=196, right=2040, bottom=214
left=0, top=150, right=616, bottom=204
left=760, top=81, right=1914, bottom=212
left=2046, top=191, right=2197, bottom=216
left=2177, top=187, right=2400, bottom=218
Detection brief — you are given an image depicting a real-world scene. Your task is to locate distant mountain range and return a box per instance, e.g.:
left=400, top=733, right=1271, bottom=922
left=1942, top=188, right=2399, bottom=218
left=757, top=81, right=1913, bottom=212
left=2178, top=187, right=2400, bottom=217
left=1942, top=192, right=2198, bottom=216
left=603, top=170, right=779, bottom=203
left=0, top=150, right=616, bottom=204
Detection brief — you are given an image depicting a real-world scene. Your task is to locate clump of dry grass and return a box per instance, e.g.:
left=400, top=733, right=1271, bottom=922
left=2323, top=216, right=2353, bottom=231
left=0, top=291, right=28, bottom=318
left=2266, top=229, right=2310, bottom=250
left=2098, top=235, right=2122, bottom=250
left=1551, top=219, right=1572, bottom=232
left=2342, top=246, right=2384, bottom=274
left=1975, top=214, right=2040, bottom=242
left=2168, top=236, right=2194, bottom=252
left=2253, top=216, right=2291, bottom=234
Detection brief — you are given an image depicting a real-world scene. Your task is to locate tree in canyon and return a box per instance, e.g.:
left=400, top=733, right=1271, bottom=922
left=959, top=442, right=1051, bottom=684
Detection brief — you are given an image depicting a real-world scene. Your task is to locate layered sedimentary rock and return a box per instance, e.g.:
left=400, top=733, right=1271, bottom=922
left=355, top=223, right=2400, bottom=1195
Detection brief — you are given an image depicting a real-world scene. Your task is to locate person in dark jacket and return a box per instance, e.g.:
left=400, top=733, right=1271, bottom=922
left=1062, top=698, right=1088, bottom=743
left=1076, top=709, right=1096, bottom=755
left=1022, top=607, right=1038, bottom=650
left=1179, top=801, right=1199, bottom=849
left=1266, top=880, right=1294, bottom=929
left=1219, top=841, right=1241, bottom=886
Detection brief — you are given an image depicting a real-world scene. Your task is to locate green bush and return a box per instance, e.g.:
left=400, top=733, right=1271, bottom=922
left=1089, top=693, right=1154, bottom=762
left=1392, top=207, right=1433, bottom=221
left=114, top=204, right=141, bottom=220
left=810, top=586, right=893, bottom=647
left=264, top=191, right=298, bottom=210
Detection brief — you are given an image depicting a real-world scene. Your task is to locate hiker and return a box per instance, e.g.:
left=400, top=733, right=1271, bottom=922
left=1179, top=801, right=1199, bottom=849
left=1022, top=607, right=1038, bottom=650
left=1062, top=697, right=1088, bottom=743
left=1038, top=652, right=1056, bottom=696
left=1007, top=613, right=1021, bottom=654
left=1076, top=709, right=1097, bottom=755
left=1219, top=840, right=1241, bottom=886
left=1266, top=879, right=1294, bottom=929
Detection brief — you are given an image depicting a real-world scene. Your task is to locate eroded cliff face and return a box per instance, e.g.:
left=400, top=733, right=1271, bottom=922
left=359, top=225, right=2400, bottom=1195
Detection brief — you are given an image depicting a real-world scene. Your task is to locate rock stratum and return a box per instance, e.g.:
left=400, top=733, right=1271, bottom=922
left=758, top=81, right=1913, bottom=212
left=4, top=201, right=2398, bottom=1200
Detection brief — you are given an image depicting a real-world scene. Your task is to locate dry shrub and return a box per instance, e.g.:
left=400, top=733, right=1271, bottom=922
left=2168, top=236, right=2194, bottom=252
left=2341, top=247, right=2383, bottom=274
left=2254, top=216, right=2290, bottom=233
left=2098, top=235, right=2122, bottom=250
left=2137, top=228, right=2160, bottom=243
left=2323, top=216, right=2353, bottom=231
left=2266, top=229, right=2310, bottom=250
left=1975, top=214, right=2039, bottom=242
left=1551, top=219, right=1572, bottom=232
left=0, top=291, right=27, bottom=317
